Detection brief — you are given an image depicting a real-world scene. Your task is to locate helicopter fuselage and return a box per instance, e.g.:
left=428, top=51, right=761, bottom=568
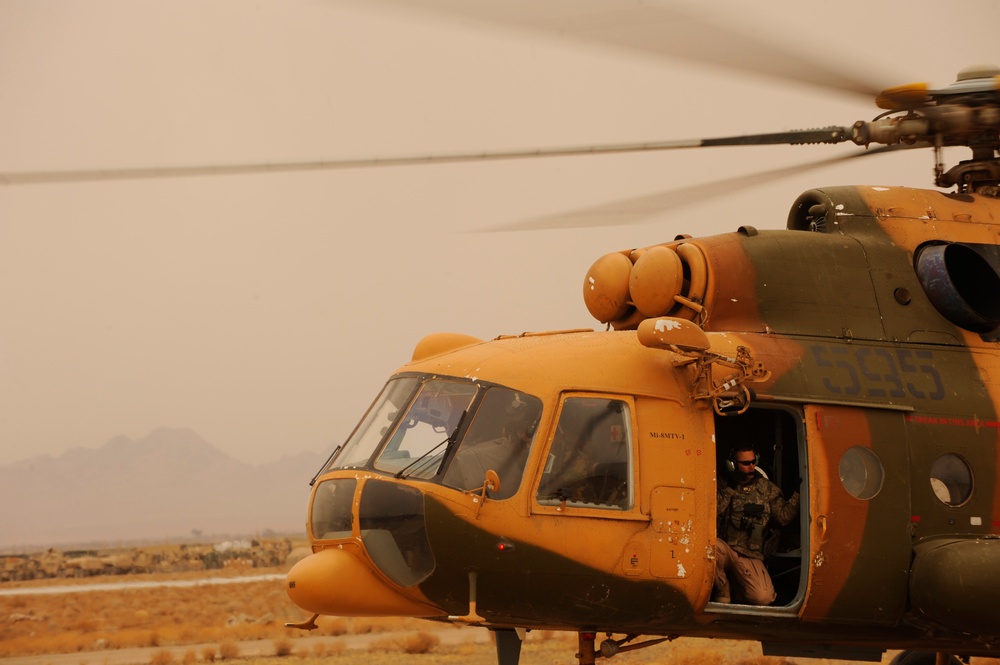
left=288, top=185, right=1000, bottom=661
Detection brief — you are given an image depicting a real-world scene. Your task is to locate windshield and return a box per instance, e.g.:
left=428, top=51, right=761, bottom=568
left=327, top=376, right=421, bottom=471
left=373, top=379, right=478, bottom=477
left=320, top=375, right=543, bottom=499
left=441, top=387, right=541, bottom=499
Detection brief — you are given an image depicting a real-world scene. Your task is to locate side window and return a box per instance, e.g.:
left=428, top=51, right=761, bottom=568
left=537, top=396, right=633, bottom=510
left=441, top=388, right=542, bottom=499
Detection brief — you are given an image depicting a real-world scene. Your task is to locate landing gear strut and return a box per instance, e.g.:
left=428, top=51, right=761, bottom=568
left=576, top=631, right=670, bottom=664
left=577, top=632, right=598, bottom=665
left=494, top=629, right=522, bottom=665
left=888, top=651, right=967, bottom=665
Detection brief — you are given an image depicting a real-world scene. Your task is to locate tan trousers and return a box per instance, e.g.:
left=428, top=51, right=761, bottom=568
left=715, top=538, right=776, bottom=605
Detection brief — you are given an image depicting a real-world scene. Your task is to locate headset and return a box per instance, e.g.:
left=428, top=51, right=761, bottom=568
left=724, top=445, right=760, bottom=474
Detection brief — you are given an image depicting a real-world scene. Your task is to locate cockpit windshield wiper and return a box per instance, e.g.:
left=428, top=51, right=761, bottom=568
left=310, top=444, right=342, bottom=486
left=395, top=409, right=468, bottom=480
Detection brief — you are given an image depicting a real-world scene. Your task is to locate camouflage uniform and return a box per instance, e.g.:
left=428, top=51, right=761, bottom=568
left=715, top=472, right=799, bottom=605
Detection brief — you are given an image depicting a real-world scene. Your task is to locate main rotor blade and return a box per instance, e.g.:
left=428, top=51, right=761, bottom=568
left=0, top=128, right=857, bottom=186
left=379, top=0, right=888, bottom=99
left=480, top=145, right=905, bottom=231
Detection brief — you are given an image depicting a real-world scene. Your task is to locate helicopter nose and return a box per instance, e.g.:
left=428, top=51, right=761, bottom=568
left=286, top=547, right=441, bottom=617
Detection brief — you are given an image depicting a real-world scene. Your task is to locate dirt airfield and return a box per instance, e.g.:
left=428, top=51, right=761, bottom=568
left=2, top=560, right=999, bottom=665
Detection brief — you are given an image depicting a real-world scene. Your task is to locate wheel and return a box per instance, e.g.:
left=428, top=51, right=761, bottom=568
left=888, top=651, right=963, bottom=665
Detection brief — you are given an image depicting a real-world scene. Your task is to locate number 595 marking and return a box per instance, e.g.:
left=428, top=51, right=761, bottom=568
left=809, top=345, right=945, bottom=401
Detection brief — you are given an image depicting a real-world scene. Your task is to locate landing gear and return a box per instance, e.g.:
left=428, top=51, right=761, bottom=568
left=493, top=629, right=523, bottom=665
left=888, top=651, right=968, bottom=665
left=493, top=628, right=672, bottom=665
left=492, top=629, right=597, bottom=665
left=577, top=632, right=598, bottom=665
left=577, top=631, right=670, bottom=664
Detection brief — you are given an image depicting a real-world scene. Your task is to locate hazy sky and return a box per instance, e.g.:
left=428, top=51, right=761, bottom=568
left=1, top=0, right=997, bottom=466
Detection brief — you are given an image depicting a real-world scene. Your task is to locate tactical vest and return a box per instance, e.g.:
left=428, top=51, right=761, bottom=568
left=722, top=480, right=772, bottom=557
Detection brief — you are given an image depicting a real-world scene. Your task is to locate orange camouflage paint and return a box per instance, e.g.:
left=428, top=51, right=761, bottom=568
left=287, top=184, right=1000, bottom=663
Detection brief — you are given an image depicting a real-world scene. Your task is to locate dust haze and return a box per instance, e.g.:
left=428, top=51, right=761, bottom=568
left=1, top=0, right=996, bottom=470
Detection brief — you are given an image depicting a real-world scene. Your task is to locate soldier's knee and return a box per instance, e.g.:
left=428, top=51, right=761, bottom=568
left=744, top=586, right=777, bottom=606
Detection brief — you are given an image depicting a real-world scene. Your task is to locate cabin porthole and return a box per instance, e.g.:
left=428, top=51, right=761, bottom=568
left=929, top=453, right=973, bottom=507
left=839, top=446, right=884, bottom=500
left=915, top=243, right=1000, bottom=333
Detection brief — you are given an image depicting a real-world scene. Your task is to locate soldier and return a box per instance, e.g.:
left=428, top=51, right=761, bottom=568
left=715, top=444, right=799, bottom=605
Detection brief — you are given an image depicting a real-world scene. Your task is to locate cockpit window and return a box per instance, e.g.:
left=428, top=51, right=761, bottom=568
left=441, top=387, right=542, bottom=499
left=328, top=376, right=420, bottom=471
left=374, top=379, right=478, bottom=477
left=320, top=374, right=544, bottom=499
left=537, top=397, right=633, bottom=510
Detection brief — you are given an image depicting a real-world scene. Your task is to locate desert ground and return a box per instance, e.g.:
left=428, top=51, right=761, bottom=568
left=2, top=556, right=998, bottom=665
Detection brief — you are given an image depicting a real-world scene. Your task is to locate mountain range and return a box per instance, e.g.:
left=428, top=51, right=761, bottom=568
left=0, top=428, right=326, bottom=551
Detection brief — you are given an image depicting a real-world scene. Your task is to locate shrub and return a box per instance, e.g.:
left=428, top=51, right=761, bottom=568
left=150, top=649, right=174, bottom=665
left=218, top=642, right=239, bottom=660
left=273, top=639, right=292, bottom=657
left=400, top=631, right=440, bottom=654
left=323, top=618, right=348, bottom=636
left=309, top=641, right=345, bottom=657
left=201, top=646, right=217, bottom=662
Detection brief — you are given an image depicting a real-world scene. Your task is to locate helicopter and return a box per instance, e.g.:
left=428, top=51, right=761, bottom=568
left=276, top=43, right=1000, bottom=665
left=4, top=6, right=997, bottom=665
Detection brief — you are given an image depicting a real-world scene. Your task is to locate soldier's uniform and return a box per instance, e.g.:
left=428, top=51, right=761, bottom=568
left=715, top=471, right=799, bottom=605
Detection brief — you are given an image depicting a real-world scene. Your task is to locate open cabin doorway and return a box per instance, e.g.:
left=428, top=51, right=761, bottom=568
left=711, top=404, right=808, bottom=611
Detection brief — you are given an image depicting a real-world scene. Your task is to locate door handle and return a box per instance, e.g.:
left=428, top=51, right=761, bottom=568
left=816, top=514, right=828, bottom=544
